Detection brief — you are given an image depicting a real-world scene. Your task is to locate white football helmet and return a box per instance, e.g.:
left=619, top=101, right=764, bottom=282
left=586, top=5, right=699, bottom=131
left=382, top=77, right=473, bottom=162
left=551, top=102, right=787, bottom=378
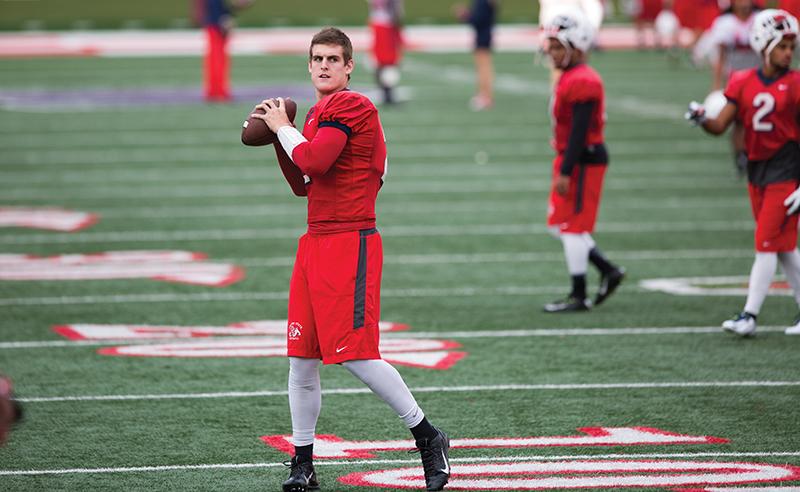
left=749, top=9, right=799, bottom=58
left=543, top=10, right=595, bottom=57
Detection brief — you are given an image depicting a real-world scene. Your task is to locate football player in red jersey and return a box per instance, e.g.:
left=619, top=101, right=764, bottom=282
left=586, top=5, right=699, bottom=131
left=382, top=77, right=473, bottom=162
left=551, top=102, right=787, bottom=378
left=249, top=28, right=450, bottom=492
left=541, top=12, right=626, bottom=313
left=687, top=9, right=800, bottom=337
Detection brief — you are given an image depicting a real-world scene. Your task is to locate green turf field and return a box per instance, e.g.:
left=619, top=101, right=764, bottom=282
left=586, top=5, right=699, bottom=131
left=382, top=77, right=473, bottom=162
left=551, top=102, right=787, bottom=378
left=1, top=49, right=799, bottom=491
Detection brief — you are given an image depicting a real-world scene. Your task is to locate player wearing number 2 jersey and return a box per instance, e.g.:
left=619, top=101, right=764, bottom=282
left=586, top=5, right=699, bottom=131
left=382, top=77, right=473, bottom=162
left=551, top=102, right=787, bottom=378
left=687, top=9, right=800, bottom=337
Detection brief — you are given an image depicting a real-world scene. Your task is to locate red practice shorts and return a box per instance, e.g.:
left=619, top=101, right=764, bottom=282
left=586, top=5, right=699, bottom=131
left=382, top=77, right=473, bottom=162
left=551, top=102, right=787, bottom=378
left=673, top=0, right=718, bottom=30
left=287, top=228, right=383, bottom=364
left=371, top=23, right=403, bottom=66
left=547, top=158, right=607, bottom=234
left=748, top=181, right=800, bottom=252
left=634, top=0, right=663, bottom=22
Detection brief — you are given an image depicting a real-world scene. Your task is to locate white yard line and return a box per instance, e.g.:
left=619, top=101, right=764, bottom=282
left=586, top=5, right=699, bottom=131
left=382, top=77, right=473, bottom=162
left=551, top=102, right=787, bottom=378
left=0, top=220, right=755, bottom=245
left=0, top=285, right=572, bottom=306
left=0, top=176, right=739, bottom=201
left=0, top=326, right=788, bottom=350
left=231, top=249, right=755, bottom=268
left=13, top=381, right=800, bottom=403
left=3, top=451, right=800, bottom=477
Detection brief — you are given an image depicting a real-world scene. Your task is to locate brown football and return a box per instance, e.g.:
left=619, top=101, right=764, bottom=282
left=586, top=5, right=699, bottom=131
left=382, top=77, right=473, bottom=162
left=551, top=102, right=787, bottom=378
left=241, top=97, right=298, bottom=146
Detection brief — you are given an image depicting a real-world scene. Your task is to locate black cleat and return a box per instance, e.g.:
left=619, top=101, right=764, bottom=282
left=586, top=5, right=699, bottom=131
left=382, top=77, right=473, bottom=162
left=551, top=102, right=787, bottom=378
left=414, top=427, right=451, bottom=491
left=543, top=295, right=591, bottom=313
left=282, top=456, right=319, bottom=492
left=594, top=268, right=626, bottom=306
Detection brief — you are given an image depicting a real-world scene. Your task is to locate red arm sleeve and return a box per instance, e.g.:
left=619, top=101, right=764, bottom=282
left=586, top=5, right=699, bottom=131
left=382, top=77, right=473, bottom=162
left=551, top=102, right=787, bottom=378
left=291, top=126, right=349, bottom=177
left=274, top=142, right=307, bottom=196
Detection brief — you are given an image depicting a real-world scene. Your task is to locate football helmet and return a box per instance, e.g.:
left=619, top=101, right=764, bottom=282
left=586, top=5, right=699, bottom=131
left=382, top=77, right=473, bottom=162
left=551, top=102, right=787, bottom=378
left=749, top=9, right=799, bottom=58
left=543, top=10, right=595, bottom=56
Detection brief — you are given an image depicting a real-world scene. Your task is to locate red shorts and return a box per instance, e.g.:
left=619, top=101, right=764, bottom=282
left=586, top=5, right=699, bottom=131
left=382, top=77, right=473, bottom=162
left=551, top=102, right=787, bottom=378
left=748, top=181, right=800, bottom=252
left=287, top=228, right=383, bottom=364
left=371, top=23, right=403, bottom=66
left=674, top=0, right=718, bottom=30
left=547, top=158, right=607, bottom=234
left=634, top=0, right=663, bottom=22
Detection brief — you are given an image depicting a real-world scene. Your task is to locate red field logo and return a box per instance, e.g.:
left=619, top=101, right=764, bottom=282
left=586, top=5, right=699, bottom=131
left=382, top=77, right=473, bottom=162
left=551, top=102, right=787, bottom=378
left=640, top=276, right=793, bottom=297
left=1, top=250, right=243, bottom=286
left=54, top=320, right=466, bottom=370
left=260, top=427, right=728, bottom=459
left=0, top=206, right=98, bottom=231
left=339, top=459, right=800, bottom=490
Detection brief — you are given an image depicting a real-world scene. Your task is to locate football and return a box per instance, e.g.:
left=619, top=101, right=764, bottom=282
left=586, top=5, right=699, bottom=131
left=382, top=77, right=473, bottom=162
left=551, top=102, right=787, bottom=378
left=241, top=97, right=298, bottom=146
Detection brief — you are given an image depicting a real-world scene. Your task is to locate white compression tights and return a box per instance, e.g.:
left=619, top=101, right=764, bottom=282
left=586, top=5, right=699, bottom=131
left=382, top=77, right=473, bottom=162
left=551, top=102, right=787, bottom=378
left=288, top=357, right=321, bottom=447
left=744, top=252, right=778, bottom=315
left=560, top=232, right=595, bottom=276
left=778, top=249, right=800, bottom=306
left=342, top=359, right=425, bottom=429
left=288, top=357, right=425, bottom=447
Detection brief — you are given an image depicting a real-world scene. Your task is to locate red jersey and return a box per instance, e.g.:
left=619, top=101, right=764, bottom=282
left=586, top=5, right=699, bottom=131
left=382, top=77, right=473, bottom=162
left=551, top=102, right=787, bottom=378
left=551, top=63, right=605, bottom=154
left=724, top=68, right=800, bottom=162
left=299, top=90, right=387, bottom=234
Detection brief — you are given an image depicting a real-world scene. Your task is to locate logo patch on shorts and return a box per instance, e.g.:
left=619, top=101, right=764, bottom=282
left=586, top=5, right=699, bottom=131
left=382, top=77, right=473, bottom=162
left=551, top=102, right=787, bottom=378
left=288, top=322, right=303, bottom=340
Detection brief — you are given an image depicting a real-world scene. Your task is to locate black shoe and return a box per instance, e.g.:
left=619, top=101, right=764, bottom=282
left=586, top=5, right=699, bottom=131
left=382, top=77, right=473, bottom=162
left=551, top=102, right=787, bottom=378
left=543, top=295, right=591, bottom=313
left=413, top=427, right=450, bottom=491
left=594, top=267, right=626, bottom=306
left=282, top=456, right=319, bottom=492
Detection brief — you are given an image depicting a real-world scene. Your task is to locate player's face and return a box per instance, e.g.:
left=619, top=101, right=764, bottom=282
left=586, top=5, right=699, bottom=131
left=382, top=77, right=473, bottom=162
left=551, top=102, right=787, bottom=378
left=308, top=44, right=354, bottom=98
left=769, top=37, right=796, bottom=70
left=731, top=0, right=753, bottom=16
left=547, top=38, right=568, bottom=67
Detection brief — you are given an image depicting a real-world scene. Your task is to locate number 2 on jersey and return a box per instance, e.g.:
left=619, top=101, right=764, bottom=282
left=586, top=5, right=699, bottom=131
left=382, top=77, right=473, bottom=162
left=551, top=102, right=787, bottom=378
left=752, top=92, right=775, bottom=132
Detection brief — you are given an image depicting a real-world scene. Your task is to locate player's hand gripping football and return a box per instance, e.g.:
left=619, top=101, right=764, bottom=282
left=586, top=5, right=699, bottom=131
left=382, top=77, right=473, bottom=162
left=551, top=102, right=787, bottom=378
left=684, top=101, right=706, bottom=126
left=251, top=97, right=293, bottom=134
left=784, top=187, right=800, bottom=215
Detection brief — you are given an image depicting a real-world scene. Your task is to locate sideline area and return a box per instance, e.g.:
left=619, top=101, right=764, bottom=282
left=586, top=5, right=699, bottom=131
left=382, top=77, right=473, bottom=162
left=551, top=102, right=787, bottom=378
left=0, top=24, right=693, bottom=57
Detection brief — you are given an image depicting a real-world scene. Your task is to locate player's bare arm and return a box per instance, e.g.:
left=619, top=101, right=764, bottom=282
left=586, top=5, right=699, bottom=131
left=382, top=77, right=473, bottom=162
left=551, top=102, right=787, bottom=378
left=701, top=102, right=737, bottom=135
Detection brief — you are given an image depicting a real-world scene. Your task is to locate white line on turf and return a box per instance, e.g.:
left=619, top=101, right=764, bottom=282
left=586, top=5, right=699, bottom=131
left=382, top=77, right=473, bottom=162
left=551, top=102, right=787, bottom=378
left=14, top=381, right=800, bottom=403
left=2, top=451, right=800, bottom=476
left=0, top=176, right=739, bottom=201
left=0, top=221, right=756, bottom=245
left=231, top=249, right=755, bottom=268
left=0, top=325, right=789, bottom=350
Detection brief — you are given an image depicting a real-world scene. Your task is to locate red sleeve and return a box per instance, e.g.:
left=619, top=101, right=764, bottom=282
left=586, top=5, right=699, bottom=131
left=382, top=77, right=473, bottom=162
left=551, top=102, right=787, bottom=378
left=565, top=75, right=602, bottom=104
left=274, top=142, right=307, bottom=196
left=724, top=70, right=747, bottom=106
left=291, top=91, right=375, bottom=177
left=291, top=127, right=348, bottom=177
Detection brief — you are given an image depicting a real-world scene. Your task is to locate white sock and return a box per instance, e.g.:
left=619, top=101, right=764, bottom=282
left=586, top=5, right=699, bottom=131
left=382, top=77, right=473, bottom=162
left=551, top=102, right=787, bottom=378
left=743, top=252, right=778, bottom=316
left=561, top=233, right=590, bottom=275
left=342, top=359, right=425, bottom=428
left=288, top=357, right=321, bottom=447
left=778, top=249, right=800, bottom=306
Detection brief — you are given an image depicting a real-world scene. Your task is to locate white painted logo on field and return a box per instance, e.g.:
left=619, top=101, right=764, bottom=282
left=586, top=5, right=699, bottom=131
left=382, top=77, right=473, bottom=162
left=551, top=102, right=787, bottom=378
left=52, top=319, right=409, bottom=340
left=260, top=427, right=728, bottom=459
left=339, top=460, right=800, bottom=490
left=96, top=337, right=465, bottom=369
left=0, top=207, right=98, bottom=232
left=640, top=276, right=792, bottom=297
left=0, top=250, right=243, bottom=286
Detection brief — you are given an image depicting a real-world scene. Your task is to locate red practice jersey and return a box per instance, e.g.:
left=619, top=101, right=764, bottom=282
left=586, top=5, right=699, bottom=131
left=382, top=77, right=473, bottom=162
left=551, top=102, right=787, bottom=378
left=551, top=63, right=606, bottom=154
left=299, top=90, right=387, bottom=234
left=724, top=68, right=800, bottom=162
